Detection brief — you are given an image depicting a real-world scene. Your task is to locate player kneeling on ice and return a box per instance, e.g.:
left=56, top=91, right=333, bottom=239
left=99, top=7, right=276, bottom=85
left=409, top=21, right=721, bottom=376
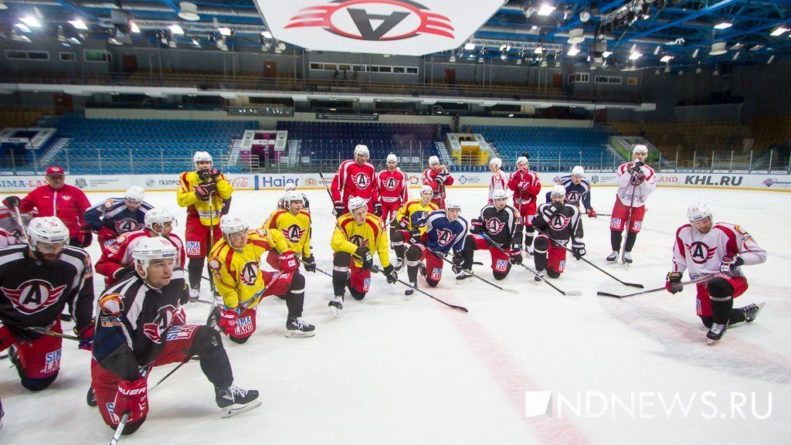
left=209, top=215, right=315, bottom=341
left=91, top=237, right=260, bottom=434
left=402, top=202, right=469, bottom=295
left=532, top=185, right=585, bottom=281
left=666, top=204, right=766, bottom=343
left=0, top=217, right=95, bottom=391
left=459, top=190, right=522, bottom=280
left=84, top=186, right=153, bottom=245
left=263, top=191, right=315, bottom=273
left=330, top=197, right=398, bottom=315
left=390, top=185, right=439, bottom=270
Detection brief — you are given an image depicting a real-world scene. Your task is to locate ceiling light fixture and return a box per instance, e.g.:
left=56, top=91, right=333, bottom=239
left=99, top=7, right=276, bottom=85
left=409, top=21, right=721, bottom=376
left=178, top=2, right=200, bottom=21
left=169, top=24, right=184, bottom=35
left=537, top=3, right=556, bottom=16
left=714, top=21, right=732, bottom=30
left=770, top=26, right=788, bottom=37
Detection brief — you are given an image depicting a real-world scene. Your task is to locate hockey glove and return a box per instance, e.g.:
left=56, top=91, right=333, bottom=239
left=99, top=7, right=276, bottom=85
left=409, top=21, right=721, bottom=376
left=198, top=169, right=213, bottom=182
left=720, top=256, right=744, bottom=274
left=586, top=208, right=597, bottom=218
left=373, top=202, right=383, bottom=217
left=333, top=201, right=345, bottom=217
left=279, top=250, right=299, bottom=273
left=194, top=184, right=211, bottom=201
left=383, top=265, right=398, bottom=284
left=2, top=195, right=20, bottom=209
left=355, top=246, right=374, bottom=270
left=218, top=308, right=239, bottom=333
left=303, top=255, right=316, bottom=273
left=470, top=218, right=484, bottom=234
left=665, top=272, right=683, bottom=294
left=407, top=229, right=421, bottom=245
left=114, top=378, right=148, bottom=424
left=451, top=252, right=465, bottom=273
left=435, top=173, right=448, bottom=184
left=630, top=172, right=645, bottom=186
left=74, top=322, right=95, bottom=351
left=209, top=168, right=222, bottom=181
left=398, top=216, right=410, bottom=229
left=572, top=240, right=586, bottom=260
left=518, top=181, right=533, bottom=193
left=509, top=249, right=523, bottom=265
left=77, top=225, right=93, bottom=248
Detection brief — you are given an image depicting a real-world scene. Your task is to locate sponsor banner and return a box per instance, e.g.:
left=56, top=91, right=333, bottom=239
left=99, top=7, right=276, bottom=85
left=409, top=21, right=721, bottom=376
left=256, top=0, right=505, bottom=56
left=0, top=174, right=257, bottom=193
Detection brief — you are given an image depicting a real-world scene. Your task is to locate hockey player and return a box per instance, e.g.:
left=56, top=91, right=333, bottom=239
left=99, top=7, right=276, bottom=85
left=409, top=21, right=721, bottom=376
left=377, top=153, right=409, bottom=223
left=330, top=144, right=380, bottom=216
left=209, top=215, right=314, bottom=342
left=329, top=197, right=398, bottom=315
left=264, top=191, right=315, bottom=273
left=177, top=151, right=233, bottom=300
left=508, top=156, right=541, bottom=254
left=549, top=166, right=597, bottom=218
left=422, top=156, right=453, bottom=208
left=2, top=165, right=92, bottom=247
left=91, top=237, right=260, bottom=435
left=0, top=217, right=95, bottom=391
left=390, top=185, right=439, bottom=270
left=277, top=185, right=310, bottom=211
left=666, top=203, right=766, bottom=342
left=403, top=202, right=469, bottom=294
left=84, top=186, right=152, bottom=244
left=607, top=144, right=656, bottom=264
left=459, top=189, right=522, bottom=280
left=532, top=185, right=585, bottom=280
left=95, top=208, right=185, bottom=288
left=487, top=157, right=508, bottom=203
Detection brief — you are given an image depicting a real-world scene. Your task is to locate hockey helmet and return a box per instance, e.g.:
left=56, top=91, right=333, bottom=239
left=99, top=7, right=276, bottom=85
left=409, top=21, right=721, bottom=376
left=386, top=153, right=398, bottom=164
left=145, top=208, right=175, bottom=233
left=517, top=156, right=529, bottom=167
left=193, top=151, right=213, bottom=168
left=420, top=185, right=434, bottom=197
left=571, top=166, right=585, bottom=177
left=491, top=189, right=508, bottom=201
left=489, top=157, right=502, bottom=168
left=220, top=215, right=249, bottom=235
left=124, top=186, right=145, bottom=203
left=133, top=237, right=177, bottom=276
left=348, top=197, right=367, bottom=212
left=428, top=156, right=440, bottom=166
left=354, top=144, right=370, bottom=158
left=632, top=144, right=648, bottom=155
left=550, top=184, right=567, bottom=198
left=27, top=217, right=69, bottom=251
left=687, top=203, right=712, bottom=223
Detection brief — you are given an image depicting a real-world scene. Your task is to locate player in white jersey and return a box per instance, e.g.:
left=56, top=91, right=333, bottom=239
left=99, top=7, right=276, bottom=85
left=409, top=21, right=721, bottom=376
left=487, top=157, right=508, bottom=203
left=607, top=144, right=656, bottom=264
left=666, top=203, right=767, bottom=342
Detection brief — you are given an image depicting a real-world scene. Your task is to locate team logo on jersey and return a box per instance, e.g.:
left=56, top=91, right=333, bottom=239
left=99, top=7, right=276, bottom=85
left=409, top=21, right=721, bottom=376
left=436, top=228, right=454, bottom=247
left=62, top=194, right=72, bottom=201
left=566, top=191, right=580, bottom=204
left=142, top=304, right=178, bottom=344
left=384, top=177, right=399, bottom=191
left=686, top=242, right=716, bottom=264
left=208, top=258, right=222, bottom=272
left=352, top=172, right=371, bottom=190
left=349, top=234, right=369, bottom=248
left=240, top=262, right=259, bottom=286
left=115, top=219, right=141, bottom=234
left=1, top=280, right=67, bottom=315
left=485, top=218, right=504, bottom=235
left=282, top=224, right=307, bottom=243
left=550, top=214, right=570, bottom=231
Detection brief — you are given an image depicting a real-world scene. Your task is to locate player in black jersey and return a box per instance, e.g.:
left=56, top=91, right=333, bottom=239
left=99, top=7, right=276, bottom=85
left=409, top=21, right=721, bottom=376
left=0, top=217, right=95, bottom=391
left=533, top=185, right=585, bottom=280
left=460, top=190, right=523, bottom=280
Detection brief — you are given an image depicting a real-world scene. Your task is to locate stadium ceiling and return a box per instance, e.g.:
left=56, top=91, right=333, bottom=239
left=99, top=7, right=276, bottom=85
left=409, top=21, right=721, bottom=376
left=0, top=0, right=789, bottom=69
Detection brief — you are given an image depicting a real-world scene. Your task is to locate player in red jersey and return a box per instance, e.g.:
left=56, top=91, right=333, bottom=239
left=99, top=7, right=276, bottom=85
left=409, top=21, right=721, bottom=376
left=421, top=156, right=453, bottom=209
left=330, top=144, right=380, bottom=216
left=377, top=153, right=409, bottom=224
left=507, top=156, right=541, bottom=254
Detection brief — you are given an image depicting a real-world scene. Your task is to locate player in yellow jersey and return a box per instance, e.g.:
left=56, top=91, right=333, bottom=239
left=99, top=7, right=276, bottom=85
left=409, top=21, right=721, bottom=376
left=329, top=197, right=398, bottom=316
left=177, top=151, right=233, bottom=301
left=391, top=185, right=439, bottom=269
left=208, top=215, right=315, bottom=341
left=263, top=190, right=315, bottom=272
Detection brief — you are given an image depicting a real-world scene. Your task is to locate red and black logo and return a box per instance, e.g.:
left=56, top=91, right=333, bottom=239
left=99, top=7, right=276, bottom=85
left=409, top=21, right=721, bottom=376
left=142, top=305, right=178, bottom=344
left=282, top=224, right=306, bottom=243
left=686, top=242, right=717, bottom=264
left=1, top=279, right=67, bottom=315
left=353, top=172, right=371, bottom=189
left=550, top=215, right=570, bottom=231
left=115, top=218, right=142, bottom=234
left=436, top=228, right=454, bottom=246
left=286, top=0, right=454, bottom=41
left=384, top=177, right=399, bottom=191
left=350, top=234, right=369, bottom=248
left=485, top=218, right=504, bottom=235
left=240, top=262, right=259, bottom=286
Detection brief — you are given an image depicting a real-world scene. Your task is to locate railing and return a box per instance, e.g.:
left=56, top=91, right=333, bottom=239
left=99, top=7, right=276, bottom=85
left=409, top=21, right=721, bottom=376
left=2, top=147, right=789, bottom=176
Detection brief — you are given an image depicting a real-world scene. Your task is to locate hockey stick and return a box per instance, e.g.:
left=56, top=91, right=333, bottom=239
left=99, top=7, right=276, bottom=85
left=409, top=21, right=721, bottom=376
left=480, top=233, right=582, bottom=296
left=12, top=206, right=33, bottom=249
left=425, top=247, right=512, bottom=292
left=109, top=413, right=129, bottom=445
left=300, top=259, right=334, bottom=279
left=536, top=229, right=644, bottom=288
left=24, top=326, right=80, bottom=341
left=207, top=191, right=219, bottom=300
left=597, top=277, right=709, bottom=299
left=317, top=170, right=335, bottom=203
left=370, top=265, right=468, bottom=312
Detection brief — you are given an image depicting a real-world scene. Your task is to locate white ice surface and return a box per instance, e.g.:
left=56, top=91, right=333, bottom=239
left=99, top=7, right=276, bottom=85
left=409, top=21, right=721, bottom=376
left=2, top=186, right=790, bottom=445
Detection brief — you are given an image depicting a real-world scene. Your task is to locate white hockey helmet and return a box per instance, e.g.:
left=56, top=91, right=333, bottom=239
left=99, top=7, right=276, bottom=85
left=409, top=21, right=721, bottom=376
left=489, top=157, right=502, bottom=168
left=420, top=185, right=434, bottom=197
left=28, top=217, right=69, bottom=250
left=133, top=237, right=177, bottom=274
left=446, top=201, right=461, bottom=210
left=283, top=190, right=304, bottom=205
left=354, top=144, right=370, bottom=158
left=386, top=153, right=398, bottom=163
left=632, top=144, right=648, bottom=155
left=491, top=189, right=508, bottom=200
left=687, top=203, right=712, bottom=223
left=571, top=166, right=585, bottom=177
left=348, top=197, right=367, bottom=212
left=517, top=156, right=529, bottom=166
left=428, top=156, right=440, bottom=166
left=144, top=208, right=175, bottom=232
left=550, top=184, right=567, bottom=198
left=220, top=215, right=249, bottom=235
left=124, top=186, right=145, bottom=203
left=193, top=151, right=213, bottom=168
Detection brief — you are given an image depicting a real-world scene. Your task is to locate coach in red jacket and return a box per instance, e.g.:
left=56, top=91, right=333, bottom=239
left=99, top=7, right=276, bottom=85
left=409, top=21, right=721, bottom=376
left=2, top=166, right=92, bottom=247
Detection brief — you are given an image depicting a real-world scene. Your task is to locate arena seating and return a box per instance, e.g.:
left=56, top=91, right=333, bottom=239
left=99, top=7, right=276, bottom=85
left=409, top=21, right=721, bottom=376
left=44, top=113, right=256, bottom=174
left=468, top=125, right=612, bottom=170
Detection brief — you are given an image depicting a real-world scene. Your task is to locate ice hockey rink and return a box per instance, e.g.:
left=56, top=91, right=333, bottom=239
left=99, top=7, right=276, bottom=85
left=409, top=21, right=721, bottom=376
left=2, top=185, right=790, bottom=445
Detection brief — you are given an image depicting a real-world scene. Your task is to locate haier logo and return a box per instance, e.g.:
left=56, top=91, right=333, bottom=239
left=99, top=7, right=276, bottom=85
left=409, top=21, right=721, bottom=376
left=257, top=175, right=300, bottom=189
